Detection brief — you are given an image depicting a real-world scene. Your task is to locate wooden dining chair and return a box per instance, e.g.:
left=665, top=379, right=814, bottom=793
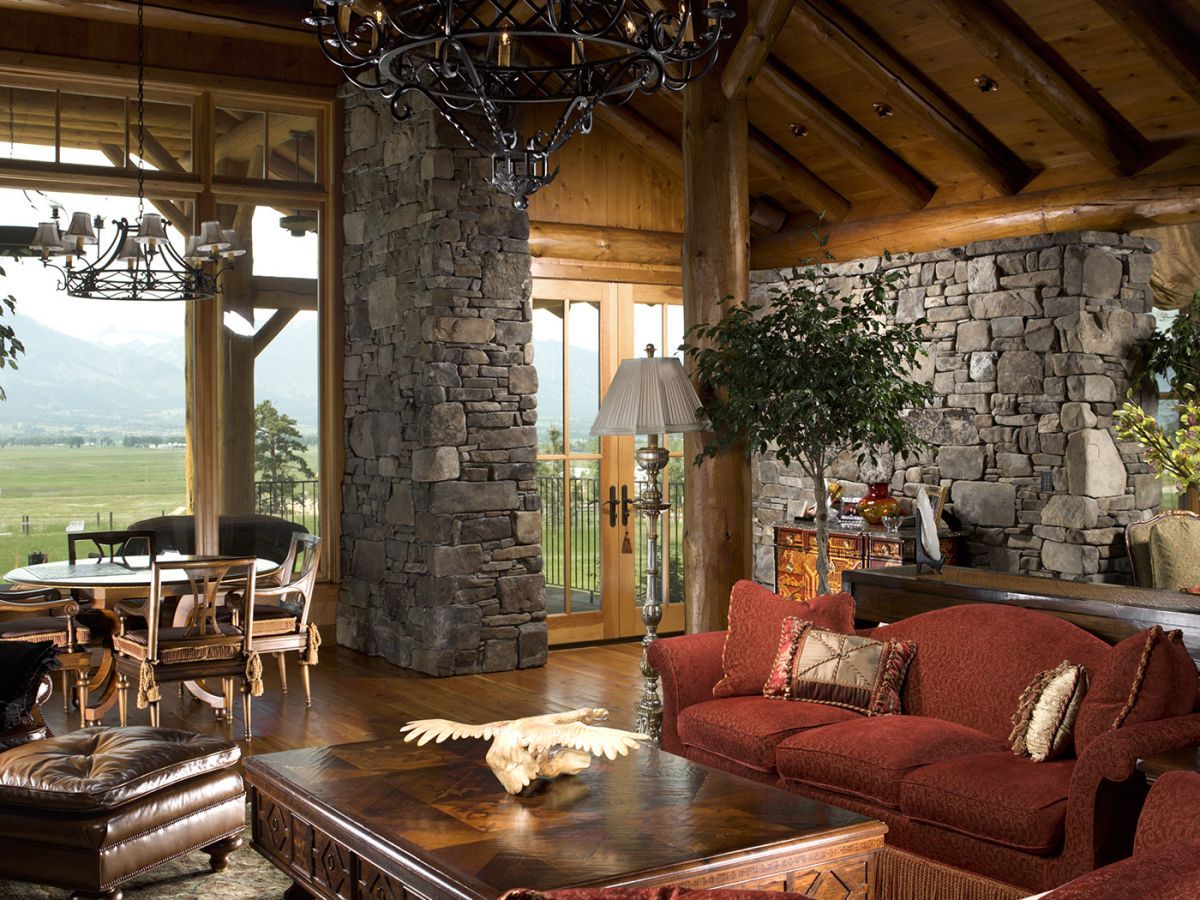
left=0, top=586, right=90, bottom=728
left=112, top=556, right=262, bottom=740
left=224, top=533, right=322, bottom=707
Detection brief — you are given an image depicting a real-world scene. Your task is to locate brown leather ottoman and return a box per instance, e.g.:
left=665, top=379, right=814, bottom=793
left=0, top=726, right=245, bottom=900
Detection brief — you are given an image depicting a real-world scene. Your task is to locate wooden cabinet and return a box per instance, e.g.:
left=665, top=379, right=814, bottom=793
left=774, top=524, right=959, bottom=601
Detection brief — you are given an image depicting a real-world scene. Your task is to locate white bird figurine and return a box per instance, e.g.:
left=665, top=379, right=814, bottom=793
left=400, top=707, right=650, bottom=795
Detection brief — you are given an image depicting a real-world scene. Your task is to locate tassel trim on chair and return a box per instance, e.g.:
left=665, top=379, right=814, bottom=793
left=136, top=660, right=160, bottom=710
left=304, top=624, right=322, bottom=666
left=246, top=651, right=265, bottom=697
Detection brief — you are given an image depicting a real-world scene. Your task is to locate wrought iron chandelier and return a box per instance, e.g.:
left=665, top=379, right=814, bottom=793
left=306, top=0, right=734, bottom=207
left=28, top=0, right=240, bottom=301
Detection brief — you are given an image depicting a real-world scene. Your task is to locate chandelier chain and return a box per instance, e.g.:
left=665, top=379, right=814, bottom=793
left=136, top=0, right=146, bottom=220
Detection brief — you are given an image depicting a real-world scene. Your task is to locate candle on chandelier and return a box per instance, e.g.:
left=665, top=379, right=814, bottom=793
left=498, top=29, right=511, bottom=67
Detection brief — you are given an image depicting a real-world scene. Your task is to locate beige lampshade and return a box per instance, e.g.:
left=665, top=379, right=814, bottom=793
left=196, top=220, right=230, bottom=252
left=590, top=351, right=708, bottom=436
left=117, top=234, right=142, bottom=262
left=30, top=222, right=62, bottom=252
left=220, top=229, right=247, bottom=258
left=183, top=235, right=205, bottom=264
left=64, top=211, right=97, bottom=245
left=136, top=213, right=169, bottom=247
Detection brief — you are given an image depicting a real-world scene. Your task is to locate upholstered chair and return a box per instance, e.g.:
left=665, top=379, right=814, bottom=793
left=0, top=586, right=89, bottom=728
left=1125, top=510, right=1200, bottom=591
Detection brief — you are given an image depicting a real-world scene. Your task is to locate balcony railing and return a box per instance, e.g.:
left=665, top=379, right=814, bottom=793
left=255, top=479, right=320, bottom=533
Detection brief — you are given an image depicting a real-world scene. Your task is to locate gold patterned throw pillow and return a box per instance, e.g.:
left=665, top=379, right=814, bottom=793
left=1009, top=661, right=1088, bottom=762
left=763, top=617, right=916, bottom=716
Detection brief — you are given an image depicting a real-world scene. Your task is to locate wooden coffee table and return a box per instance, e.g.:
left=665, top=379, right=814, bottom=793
left=244, top=738, right=886, bottom=899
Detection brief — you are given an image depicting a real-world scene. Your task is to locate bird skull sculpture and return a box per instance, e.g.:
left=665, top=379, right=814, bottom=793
left=401, top=707, right=650, bottom=795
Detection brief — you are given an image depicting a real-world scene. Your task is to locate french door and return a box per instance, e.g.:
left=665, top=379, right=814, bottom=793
left=532, top=278, right=686, bottom=645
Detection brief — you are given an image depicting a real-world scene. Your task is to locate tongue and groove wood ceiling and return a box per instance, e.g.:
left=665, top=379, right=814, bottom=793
left=11, top=0, right=1199, bottom=235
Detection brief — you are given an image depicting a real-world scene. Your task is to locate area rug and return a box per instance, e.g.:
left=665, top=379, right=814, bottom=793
left=0, top=805, right=291, bottom=899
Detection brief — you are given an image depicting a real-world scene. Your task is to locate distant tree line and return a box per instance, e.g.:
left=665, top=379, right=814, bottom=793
left=0, top=433, right=186, bottom=448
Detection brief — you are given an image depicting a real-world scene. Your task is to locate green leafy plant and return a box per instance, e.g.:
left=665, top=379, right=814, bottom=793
left=1134, top=310, right=1200, bottom=403
left=684, top=249, right=933, bottom=595
left=0, top=263, right=25, bottom=402
left=1115, top=395, right=1200, bottom=492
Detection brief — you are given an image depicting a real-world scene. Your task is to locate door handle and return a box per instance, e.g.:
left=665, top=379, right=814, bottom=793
left=607, top=485, right=618, bottom=528
left=621, top=485, right=631, bottom=526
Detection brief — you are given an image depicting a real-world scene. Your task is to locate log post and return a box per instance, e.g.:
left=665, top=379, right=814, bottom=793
left=682, top=53, right=753, bottom=634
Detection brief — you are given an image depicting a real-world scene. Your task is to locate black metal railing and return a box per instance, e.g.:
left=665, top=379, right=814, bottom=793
left=255, top=479, right=320, bottom=533
left=538, top=475, right=684, bottom=606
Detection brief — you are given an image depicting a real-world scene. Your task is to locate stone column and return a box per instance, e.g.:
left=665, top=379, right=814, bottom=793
left=339, top=91, right=546, bottom=674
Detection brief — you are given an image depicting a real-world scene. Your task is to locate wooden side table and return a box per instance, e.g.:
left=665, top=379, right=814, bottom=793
left=1137, top=747, right=1200, bottom=784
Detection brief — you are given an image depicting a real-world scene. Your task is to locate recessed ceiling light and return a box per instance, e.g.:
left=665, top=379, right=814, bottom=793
left=872, top=102, right=893, bottom=117
left=789, top=123, right=809, bottom=137
left=974, top=74, right=999, bottom=92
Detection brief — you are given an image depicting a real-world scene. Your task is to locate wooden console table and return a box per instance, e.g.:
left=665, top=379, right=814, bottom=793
left=843, top=565, right=1200, bottom=665
left=245, top=738, right=886, bottom=899
left=775, top=524, right=960, bottom=601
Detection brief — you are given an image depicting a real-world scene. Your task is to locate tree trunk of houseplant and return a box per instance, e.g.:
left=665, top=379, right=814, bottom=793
left=810, top=465, right=831, bottom=597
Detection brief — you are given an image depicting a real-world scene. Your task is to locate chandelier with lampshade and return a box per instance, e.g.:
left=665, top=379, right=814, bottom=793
left=28, top=0, right=241, bottom=301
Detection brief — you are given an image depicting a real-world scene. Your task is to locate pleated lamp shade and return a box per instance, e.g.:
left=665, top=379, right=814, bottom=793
left=591, top=351, right=708, bottom=436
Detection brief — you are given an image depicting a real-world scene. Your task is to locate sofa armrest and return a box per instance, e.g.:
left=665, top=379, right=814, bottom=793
left=1134, top=770, right=1200, bottom=854
left=647, top=630, right=727, bottom=756
left=1052, top=712, right=1200, bottom=883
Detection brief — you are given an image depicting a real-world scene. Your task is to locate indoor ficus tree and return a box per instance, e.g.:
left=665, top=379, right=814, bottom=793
left=684, top=248, right=933, bottom=596
left=0, top=263, right=24, bottom=402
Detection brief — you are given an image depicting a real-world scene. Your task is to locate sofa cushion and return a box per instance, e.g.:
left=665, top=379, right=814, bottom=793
left=1075, top=626, right=1198, bottom=754
left=863, top=604, right=1112, bottom=742
left=900, top=751, right=1073, bottom=854
left=713, top=581, right=855, bottom=699
left=776, top=716, right=1006, bottom=808
left=0, top=725, right=240, bottom=812
left=763, top=618, right=916, bottom=716
left=1009, top=661, right=1088, bottom=762
left=677, top=697, right=861, bottom=772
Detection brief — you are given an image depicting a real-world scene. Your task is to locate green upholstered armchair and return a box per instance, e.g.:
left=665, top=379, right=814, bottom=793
left=1126, top=510, right=1200, bottom=591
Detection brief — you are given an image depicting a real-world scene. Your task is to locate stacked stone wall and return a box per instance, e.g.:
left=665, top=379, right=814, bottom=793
left=339, top=91, right=546, bottom=674
left=752, top=231, right=1160, bottom=584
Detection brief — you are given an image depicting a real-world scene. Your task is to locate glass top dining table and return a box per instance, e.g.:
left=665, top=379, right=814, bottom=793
left=4, top=554, right=281, bottom=723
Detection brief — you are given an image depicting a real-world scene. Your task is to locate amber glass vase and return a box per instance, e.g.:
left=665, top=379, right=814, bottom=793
left=858, top=482, right=900, bottom=525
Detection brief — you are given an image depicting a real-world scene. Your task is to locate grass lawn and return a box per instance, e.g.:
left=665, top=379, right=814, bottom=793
left=0, top=445, right=188, bottom=571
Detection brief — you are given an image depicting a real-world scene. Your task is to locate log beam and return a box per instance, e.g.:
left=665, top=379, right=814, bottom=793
left=96, top=144, right=192, bottom=234
left=251, top=275, right=319, bottom=311
left=1093, top=0, right=1200, bottom=107
left=927, top=0, right=1149, bottom=176
left=529, top=221, right=682, bottom=267
left=252, top=308, right=300, bottom=357
left=793, top=0, right=1030, bottom=196
left=757, top=60, right=934, bottom=210
left=721, top=0, right=799, bottom=102
left=751, top=166, right=1200, bottom=268
left=682, top=67, right=753, bottom=634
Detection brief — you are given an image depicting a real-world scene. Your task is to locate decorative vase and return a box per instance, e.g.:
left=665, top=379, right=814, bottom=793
left=859, top=482, right=899, bottom=525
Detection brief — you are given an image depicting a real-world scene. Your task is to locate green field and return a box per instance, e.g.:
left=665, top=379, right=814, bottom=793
left=0, top=445, right=188, bottom=571
left=0, top=445, right=318, bottom=572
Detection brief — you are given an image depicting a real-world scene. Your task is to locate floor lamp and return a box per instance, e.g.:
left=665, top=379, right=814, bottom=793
left=590, top=344, right=708, bottom=741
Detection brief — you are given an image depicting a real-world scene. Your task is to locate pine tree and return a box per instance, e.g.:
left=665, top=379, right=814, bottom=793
left=254, top=400, right=314, bottom=482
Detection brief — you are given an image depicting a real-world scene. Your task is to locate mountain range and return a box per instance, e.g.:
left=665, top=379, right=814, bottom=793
left=0, top=313, right=319, bottom=436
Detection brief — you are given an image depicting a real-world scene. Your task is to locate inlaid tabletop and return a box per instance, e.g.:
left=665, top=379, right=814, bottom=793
left=4, top=555, right=279, bottom=588
left=245, top=737, right=876, bottom=895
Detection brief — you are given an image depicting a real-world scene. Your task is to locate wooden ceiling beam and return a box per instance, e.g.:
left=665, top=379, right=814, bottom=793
left=1092, top=0, right=1200, bottom=107
left=747, top=126, right=850, bottom=220
left=752, top=166, right=1200, bottom=268
left=756, top=60, right=934, bottom=210
left=927, top=0, right=1149, bottom=176
left=792, top=0, right=1030, bottom=196
left=0, top=0, right=313, bottom=47
left=96, top=143, right=191, bottom=234
left=721, top=0, right=799, bottom=102
left=652, top=88, right=849, bottom=220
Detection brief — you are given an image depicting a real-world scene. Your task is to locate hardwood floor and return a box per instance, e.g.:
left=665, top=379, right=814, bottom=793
left=40, top=641, right=650, bottom=755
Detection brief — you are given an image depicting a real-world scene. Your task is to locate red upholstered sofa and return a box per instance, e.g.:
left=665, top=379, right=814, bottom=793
left=648, top=603, right=1200, bottom=895
left=1042, top=769, right=1200, bottom=898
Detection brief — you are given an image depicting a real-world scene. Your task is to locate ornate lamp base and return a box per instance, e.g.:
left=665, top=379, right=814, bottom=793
left=633, top=435, right=670, bottom=743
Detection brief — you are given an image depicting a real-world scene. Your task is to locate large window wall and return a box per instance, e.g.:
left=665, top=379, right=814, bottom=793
left=0, top=66, right=340, bottom=578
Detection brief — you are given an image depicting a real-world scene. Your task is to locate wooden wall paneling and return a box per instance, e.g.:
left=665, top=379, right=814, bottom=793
left=925, top=0, right=1149, bottom=176
left=792, top=0, right=1031, bottom=195
left=752, top=165, right=1200, bottom=267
